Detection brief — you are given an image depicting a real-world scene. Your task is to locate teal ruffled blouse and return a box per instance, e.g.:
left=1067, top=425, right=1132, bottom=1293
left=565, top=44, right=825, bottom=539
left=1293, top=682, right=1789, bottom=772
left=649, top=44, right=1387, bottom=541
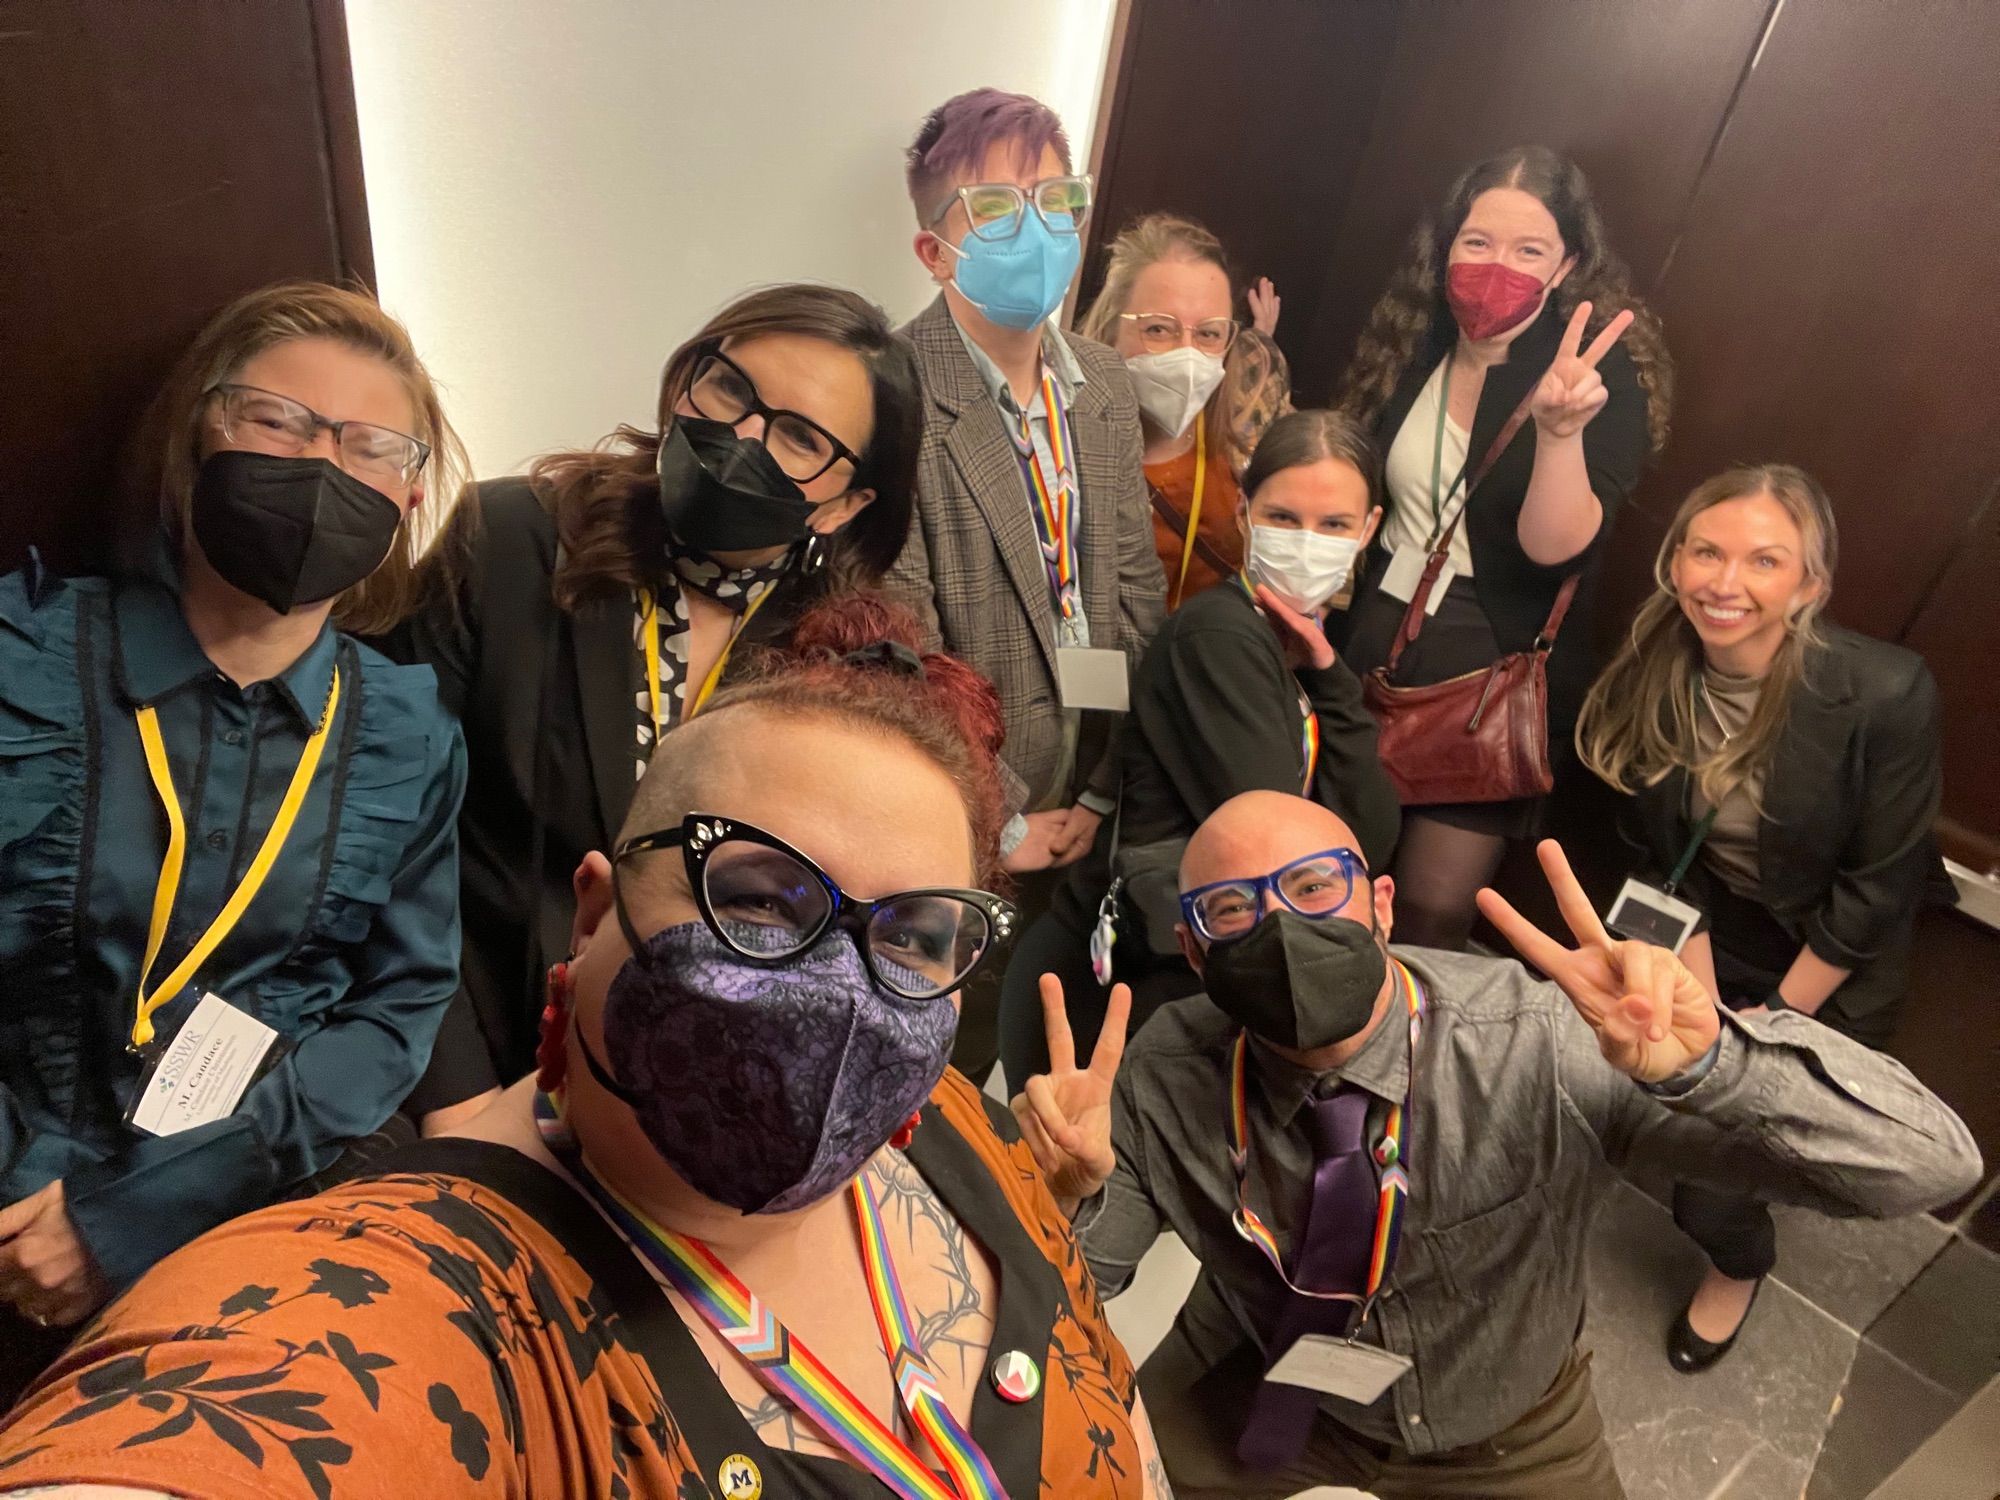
left=0, top=561, right=466, bottom=1289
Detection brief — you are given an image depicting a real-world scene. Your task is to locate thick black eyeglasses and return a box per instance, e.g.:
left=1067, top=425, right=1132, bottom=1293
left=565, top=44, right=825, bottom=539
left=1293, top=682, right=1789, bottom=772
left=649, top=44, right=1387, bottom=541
left=1180, top=848, right=1369, bottom=945
left=612, top=813, right=1016, bottom=1001
left=684, top=350, right=866, bottom=484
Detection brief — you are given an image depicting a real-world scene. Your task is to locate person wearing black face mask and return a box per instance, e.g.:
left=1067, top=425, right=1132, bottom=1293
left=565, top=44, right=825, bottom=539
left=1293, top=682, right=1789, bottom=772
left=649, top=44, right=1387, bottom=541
left=0, top=282, right=470, bottom=1402
left=1011, top=791, right=1979, bottom=1499
left=384, top=284, right=924, bottom=1138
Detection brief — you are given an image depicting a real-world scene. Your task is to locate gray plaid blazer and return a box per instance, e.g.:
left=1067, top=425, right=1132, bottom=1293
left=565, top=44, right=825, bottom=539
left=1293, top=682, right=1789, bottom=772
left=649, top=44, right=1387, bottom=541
left=886, top=296, right=1166, bottom=813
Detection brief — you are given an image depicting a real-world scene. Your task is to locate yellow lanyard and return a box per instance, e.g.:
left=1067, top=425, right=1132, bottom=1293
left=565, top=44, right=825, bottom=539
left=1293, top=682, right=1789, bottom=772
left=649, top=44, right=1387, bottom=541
left=1171, top=412, right=1209, bottom=610
left=130, top=666, right=341, bottom=1050
left=639, top=582, right=777, bottom=737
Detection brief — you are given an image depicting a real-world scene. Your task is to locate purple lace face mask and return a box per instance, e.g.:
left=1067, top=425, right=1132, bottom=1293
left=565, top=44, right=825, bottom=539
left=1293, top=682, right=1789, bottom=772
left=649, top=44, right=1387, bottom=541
left=583, top=920, right=956, bottom=1214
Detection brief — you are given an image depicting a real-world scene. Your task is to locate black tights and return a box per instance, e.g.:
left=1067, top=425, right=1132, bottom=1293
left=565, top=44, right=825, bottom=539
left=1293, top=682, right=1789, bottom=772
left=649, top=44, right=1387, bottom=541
left=1386, top=814, right=1510, bottom=950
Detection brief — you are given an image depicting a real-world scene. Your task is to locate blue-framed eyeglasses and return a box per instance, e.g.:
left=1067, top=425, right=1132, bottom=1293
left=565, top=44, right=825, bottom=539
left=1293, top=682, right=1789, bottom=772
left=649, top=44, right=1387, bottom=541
left=1180, top=848, right=1369, bottom=945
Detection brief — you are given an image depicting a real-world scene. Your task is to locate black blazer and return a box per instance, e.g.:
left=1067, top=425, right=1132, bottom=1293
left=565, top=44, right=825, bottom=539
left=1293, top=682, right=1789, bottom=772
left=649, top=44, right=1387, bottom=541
left=381, top=477, right=822, bottom=1108
left=1350, top=299, right=1651, bottom=736
left=1060, top=581, right=1401, bottom=931
left=1621, top=626, right=1955, bottom=1020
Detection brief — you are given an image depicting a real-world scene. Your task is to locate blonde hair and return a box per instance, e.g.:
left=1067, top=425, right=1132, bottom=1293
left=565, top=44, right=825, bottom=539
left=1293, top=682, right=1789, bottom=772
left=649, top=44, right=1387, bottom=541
left=1577, top=464, right=1838, bottom=810
left=1078, top=212, right=1242, bottom=464
left=126, top=280, right=470, bottom=636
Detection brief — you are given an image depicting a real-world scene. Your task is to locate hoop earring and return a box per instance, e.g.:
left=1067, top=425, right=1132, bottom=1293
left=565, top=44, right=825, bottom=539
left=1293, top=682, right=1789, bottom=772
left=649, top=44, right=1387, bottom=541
left=797, top=533, right=826, bottom=577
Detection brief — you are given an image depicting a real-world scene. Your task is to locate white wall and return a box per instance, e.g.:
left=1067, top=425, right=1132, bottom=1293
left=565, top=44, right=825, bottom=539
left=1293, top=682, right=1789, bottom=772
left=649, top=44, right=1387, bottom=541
left=345, top=0, right=1118, bottom=479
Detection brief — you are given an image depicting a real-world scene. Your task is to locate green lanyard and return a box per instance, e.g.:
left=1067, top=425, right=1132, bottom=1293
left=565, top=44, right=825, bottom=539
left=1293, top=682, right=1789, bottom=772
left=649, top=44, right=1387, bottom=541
left=1663, top=807, right=1720, bottom=896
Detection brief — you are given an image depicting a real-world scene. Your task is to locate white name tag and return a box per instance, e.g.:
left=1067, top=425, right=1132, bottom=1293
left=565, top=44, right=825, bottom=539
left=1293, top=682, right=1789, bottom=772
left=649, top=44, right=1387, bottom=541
left=1380, top=545, right=1453, bottom=616
left=1267, top=1334, right=1413, bottom=1405
left=1056, top=646, right=1129, bottom=712
left=1606, top=878, right=1702, bottom=954
left=128, top=992, right=281, bottom=1138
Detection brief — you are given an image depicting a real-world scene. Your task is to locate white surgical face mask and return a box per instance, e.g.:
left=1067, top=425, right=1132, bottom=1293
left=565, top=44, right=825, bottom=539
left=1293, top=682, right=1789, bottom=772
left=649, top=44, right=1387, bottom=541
left=1126, top=346, right=1226, bottom=439
left=1245, top=524, right=1362, bottom=615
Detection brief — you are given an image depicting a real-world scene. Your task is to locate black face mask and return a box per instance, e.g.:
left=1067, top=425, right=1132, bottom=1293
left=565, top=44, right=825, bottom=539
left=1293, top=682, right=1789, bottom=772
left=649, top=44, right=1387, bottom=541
left=1201, top=909, right=1389, bottom=1051
left=191, top=451, right=402, bottom=614
left=657, top=414, right=822, bottom=557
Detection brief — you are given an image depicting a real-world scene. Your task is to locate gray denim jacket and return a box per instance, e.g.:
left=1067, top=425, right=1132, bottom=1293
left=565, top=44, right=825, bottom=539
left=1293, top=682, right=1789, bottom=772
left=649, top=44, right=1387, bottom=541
left=1076, top=946, right=1981, bottom=1455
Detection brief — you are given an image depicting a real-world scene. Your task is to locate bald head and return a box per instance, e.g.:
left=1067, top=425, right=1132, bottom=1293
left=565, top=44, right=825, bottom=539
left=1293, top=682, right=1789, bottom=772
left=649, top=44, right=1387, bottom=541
left=1181, top=791, right=1363, bottom=892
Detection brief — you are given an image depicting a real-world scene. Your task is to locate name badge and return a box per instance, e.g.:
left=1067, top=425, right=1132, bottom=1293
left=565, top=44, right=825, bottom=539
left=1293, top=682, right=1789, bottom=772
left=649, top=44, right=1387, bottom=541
left=1267, top=1334, right=1413, bottom=1406
left=1606, top=878, right=1702, bottom=954
left=1380, top=545, right=1453, bottom=617
left=1056, top=646, right=1129, bottom=712
left=127, top=992, right=286, bottom=1138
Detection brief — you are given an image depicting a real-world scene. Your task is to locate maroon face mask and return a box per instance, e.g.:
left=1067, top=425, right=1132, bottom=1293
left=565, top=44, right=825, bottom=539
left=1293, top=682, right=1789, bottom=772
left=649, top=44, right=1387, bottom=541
left=1445, top=261, right=1553, bottom=341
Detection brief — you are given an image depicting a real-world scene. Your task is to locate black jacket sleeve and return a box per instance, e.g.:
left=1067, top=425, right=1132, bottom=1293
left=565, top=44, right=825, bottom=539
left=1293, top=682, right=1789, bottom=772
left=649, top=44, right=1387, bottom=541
left=1807, top=661, right=1946, bottom=969
left=1135, top=602, right=1399, bottom=866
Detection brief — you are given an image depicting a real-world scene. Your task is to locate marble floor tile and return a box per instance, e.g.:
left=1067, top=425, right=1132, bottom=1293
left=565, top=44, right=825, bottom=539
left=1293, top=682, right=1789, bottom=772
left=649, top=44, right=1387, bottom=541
left=1583, top=1179, right=1856, bottom=1500
left=1765, top=1203, right=1952, bottom=1334
left=1804, top=1341, right=1955, bottom=1500
left=1870, top=1374, right=2000, bottom=1500
left=1104, top=1230, right=1199, bottom=1367
left=1863, top=1234, right=2000, bottom=1398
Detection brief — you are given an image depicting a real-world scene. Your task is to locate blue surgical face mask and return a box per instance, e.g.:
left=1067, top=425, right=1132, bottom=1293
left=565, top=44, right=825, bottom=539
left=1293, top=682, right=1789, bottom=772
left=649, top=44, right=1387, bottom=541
left=940, top=211, right=1082, bottom=331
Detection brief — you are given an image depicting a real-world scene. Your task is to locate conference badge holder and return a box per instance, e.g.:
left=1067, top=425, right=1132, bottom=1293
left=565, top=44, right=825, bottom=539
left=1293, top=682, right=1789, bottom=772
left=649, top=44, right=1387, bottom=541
left=125, top=991, right=290, bottom=1139
left=1268, top=1332, right=1414, bottom=1406
left=1604, top=808, right=1719, bottom=956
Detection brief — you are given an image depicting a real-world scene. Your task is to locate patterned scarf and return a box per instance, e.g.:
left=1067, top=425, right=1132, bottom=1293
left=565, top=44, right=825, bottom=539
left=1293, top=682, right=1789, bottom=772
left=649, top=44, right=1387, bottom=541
left=631, top=547, right=794, bottom=778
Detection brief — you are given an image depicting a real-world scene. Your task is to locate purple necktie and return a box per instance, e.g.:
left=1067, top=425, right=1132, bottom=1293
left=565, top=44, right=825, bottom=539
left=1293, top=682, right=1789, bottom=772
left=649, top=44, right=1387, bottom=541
left=1237, top=1086, right=1378, bottom=1470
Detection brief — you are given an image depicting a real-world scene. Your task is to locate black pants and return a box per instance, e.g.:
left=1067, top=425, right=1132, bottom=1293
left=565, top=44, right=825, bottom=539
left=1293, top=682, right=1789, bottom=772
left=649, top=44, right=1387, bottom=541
left=1670, top=890, right=1898, bottom=1280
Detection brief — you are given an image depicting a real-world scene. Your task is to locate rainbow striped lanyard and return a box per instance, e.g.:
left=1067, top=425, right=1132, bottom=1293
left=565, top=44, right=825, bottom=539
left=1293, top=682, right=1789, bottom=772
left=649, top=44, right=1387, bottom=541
left=1235, top=571, right=1322, bottom=796
left=1007, top=369, right=1082, bottom=630
left=1226, top=959, right=1425, bottom=1326
left=534, top=1094, right=1006, bottom=1500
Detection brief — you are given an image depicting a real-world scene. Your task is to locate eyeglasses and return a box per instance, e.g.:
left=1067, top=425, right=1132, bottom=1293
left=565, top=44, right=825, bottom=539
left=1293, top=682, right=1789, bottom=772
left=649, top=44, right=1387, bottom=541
left=613, top=813, right=1017, bottom=1001
left=1118, top=312, right=1239, bottom=357
left=930, top=175, right=1094, bottom=241
left=208, top=384, right=430, bottom=487
left=684, top=350, right=865, bottom=484
left=1179, top=848, right=1369, bottom=945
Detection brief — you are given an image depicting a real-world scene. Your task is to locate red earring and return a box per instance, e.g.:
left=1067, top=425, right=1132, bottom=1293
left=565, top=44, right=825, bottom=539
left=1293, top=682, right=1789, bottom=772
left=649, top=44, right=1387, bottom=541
left=890, top=1111, right=922, bottom=1151
left=535, top=961, right=572, bottom=1094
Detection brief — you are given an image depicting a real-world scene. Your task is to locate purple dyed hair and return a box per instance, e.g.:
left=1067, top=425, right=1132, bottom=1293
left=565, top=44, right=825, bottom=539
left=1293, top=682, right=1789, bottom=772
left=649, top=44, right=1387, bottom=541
left=905, top=87, right=1073, bottom=226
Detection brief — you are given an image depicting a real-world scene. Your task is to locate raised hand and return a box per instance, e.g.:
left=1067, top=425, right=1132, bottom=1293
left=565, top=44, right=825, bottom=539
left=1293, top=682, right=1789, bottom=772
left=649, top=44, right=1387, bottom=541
left=1529, top=300, right=1633, bottom=440
left=1010, top=974, right=1131, bottom=1210
left=1475, top=840, right=1721, bottom=1083
left=1247, top=276, right=1282, bottom=337
left=1252, top=582, right=1336, bottom=671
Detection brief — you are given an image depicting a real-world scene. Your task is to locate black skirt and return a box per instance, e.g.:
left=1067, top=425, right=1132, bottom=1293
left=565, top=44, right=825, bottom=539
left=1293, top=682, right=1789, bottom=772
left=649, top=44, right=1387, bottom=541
left=1342, top=576, right=1546, bottom=840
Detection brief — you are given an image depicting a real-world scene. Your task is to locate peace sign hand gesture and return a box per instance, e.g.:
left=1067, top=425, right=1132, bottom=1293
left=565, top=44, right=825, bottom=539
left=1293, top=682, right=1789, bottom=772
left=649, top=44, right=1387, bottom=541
left=1475, top=840, right=1721, bottom=1084
left=1530, top=300, right=1634, bottom=440
left=1010, top=974, right=1132, bottom=1211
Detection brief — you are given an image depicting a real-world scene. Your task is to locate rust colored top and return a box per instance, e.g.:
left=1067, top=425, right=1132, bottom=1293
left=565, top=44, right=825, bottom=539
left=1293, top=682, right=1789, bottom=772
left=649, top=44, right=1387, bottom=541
left=0, top=1072, right=1143, bottom=1499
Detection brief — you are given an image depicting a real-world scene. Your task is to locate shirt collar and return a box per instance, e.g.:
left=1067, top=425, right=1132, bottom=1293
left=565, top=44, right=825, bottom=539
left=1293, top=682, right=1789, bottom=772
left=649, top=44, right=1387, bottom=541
left=113, top=565, right=340, bottom=732
left=1248, top=973, right=1414, bottom=1127
left=951, top=316, right=1087, bottom=416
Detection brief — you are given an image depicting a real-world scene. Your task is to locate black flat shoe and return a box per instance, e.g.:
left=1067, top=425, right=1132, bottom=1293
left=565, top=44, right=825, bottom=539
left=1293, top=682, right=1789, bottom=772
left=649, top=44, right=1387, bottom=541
left=1667, top=1278, right=1763, bottom=1374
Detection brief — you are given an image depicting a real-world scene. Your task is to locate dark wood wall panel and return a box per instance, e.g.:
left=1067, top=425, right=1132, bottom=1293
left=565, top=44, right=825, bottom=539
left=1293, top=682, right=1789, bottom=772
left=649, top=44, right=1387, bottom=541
left=1294, top=0, right=1776, bottom=403
left=1080, top=0, right=1400, bottom=363
left=0, top=0, right=370, bottom=577
left=1599, top=0, right=2000, bottom=652
left=1901, top=484, right=2000, bottom=871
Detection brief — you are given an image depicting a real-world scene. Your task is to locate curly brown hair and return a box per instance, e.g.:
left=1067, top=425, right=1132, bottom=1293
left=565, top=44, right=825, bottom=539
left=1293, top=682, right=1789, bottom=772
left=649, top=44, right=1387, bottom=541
left=1335, top=146, right=1672, bottom=454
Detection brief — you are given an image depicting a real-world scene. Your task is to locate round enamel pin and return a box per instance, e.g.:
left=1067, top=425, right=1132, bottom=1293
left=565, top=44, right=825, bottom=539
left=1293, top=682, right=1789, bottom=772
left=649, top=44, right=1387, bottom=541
left=716, top=1452, right=763, bottom=1499
left=991, top=1349, right=1042, bottom=1403
left=1375, top=1136, right=1399, bottom=1168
